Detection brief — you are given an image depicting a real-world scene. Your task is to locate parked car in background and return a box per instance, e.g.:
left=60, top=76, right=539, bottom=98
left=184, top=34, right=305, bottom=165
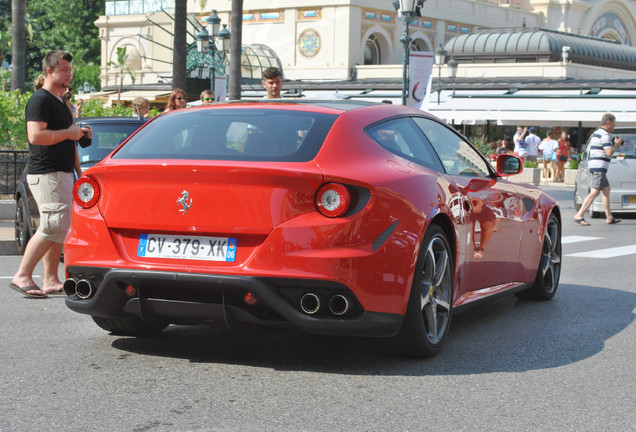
left=63, top=100, right=561, bottom=358
left=14, top=116, right=148, bottom=255
left=574, top=127, right=636, bottom=218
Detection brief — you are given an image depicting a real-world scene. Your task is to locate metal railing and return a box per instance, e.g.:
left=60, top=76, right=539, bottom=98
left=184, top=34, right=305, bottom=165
left=0, top=150, right=29, bottom=197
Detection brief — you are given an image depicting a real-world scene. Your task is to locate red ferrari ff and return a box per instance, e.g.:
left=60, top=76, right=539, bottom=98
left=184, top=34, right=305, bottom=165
left=64, top=100, right=561, bottom=357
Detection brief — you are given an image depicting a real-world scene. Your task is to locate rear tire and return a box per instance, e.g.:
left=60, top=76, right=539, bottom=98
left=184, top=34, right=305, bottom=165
left=92, top=316, right=168, bottom=337
left=14, top=196, right=30, bottom=255
left=516, top=213, right=561, bottom=301
left=393, top=225, right=453, bottom=358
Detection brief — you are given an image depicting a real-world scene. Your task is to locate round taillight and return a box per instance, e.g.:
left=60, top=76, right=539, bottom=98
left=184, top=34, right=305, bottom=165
left=73, top=176, right=100, bottom=208
left=316, top=183, right=351, bottom=218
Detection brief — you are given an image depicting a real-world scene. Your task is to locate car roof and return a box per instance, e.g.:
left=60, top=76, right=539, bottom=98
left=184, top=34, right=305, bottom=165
left=211, top=99, right=379, bottom=112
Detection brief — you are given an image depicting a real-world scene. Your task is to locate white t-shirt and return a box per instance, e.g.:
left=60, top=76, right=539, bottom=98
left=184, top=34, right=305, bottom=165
left=525, top=133, right=541, bottom=156
left=539, top=139, right=558, bottom=160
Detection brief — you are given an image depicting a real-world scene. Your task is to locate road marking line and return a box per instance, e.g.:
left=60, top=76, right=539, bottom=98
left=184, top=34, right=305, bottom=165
left=562, top=236, right=601, bottom=244
left=566, top=245, right=636, bottom=259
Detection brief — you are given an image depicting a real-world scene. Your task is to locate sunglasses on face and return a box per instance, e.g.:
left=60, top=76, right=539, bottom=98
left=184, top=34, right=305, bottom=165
left=202, top=97, right=214, bottom=102
left=176, top=97, right=185, bottom=101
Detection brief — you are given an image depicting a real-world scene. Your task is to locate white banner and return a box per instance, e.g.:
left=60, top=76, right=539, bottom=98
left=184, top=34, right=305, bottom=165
left=214, top=76, right=227, bottom=102
left=407, top=51, right=434, bottom=111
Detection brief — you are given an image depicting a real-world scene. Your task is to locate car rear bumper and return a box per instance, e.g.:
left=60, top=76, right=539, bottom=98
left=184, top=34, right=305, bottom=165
left=64, top=266, right=403, bottom=337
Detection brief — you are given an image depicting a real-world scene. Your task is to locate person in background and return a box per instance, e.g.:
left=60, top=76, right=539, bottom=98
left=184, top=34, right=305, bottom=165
left=573, top=113, right=623, bottom=226
left=200, top=89, right=215, bottom=104
left=164, top=88, right=187, bottom=112
left=556, top=130, right=570, bottom=182
left=10, top=50, right=90, bottom=298
left=513, top=126, right=528, bottom=160
left=132, top=96, right=150, bottom=119
left=539, top=131, right=558, bottom=182
left=497, top=136, right=512, bottom=154
left=33, top=74, right=45, bottom=91
left=524, top=127, right=541, bottom=162
left=262, top=67, right=283, bottom=99
left=63, top=86, right=82, bottom=118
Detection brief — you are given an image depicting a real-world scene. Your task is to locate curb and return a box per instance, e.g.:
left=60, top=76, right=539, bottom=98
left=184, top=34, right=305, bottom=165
left=0, top=200, right=17, bottom=255
left=0, top=200, right=15, bottom=219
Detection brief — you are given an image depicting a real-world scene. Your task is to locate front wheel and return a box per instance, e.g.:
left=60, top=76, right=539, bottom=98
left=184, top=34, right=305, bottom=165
left=92, top=316, right=168, bottom=337
left=394, top=225, right=454, bottom=358
left=516, top=213, right=561, bottom=300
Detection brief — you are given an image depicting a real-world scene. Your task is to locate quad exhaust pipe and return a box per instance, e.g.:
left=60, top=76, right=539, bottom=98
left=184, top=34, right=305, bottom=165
left=63, top=278, right=95, bottom=299
left=328, top=294, right=351, bottom=316
left=299, top=293, right=352, bottom=316
left=300, top=293, right=321, bottom=315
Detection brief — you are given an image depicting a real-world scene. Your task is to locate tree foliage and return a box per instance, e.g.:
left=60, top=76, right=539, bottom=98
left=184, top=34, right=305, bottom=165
left=0, top=90, right=30, bottom=149
left=26, top=0, right=104, bottom=84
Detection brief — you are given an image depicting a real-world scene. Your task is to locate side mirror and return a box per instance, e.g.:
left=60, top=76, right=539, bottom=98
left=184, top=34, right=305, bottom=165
left=496, top=154, right=522, bottom=176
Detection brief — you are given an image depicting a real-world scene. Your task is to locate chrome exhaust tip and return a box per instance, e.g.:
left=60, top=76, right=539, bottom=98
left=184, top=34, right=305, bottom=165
left=300, top=293, right=321, bottom=315
left=329, top=294, right=351, bottom=316
left=76, top=279, right=94, bottom=300
left=63, top=278, right=78, bottom=297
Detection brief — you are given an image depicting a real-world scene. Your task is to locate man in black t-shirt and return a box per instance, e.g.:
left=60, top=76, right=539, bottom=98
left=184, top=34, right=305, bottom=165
left=10, top=50, right=91, bottom=298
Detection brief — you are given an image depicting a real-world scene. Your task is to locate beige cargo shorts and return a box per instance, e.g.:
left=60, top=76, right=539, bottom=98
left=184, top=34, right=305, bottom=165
left=27, top=171, right=74, bottom=244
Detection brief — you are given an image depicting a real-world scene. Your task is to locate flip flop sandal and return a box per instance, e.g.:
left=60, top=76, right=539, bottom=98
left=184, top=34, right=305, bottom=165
left=574, top=218, right=590, bottom=226
left=8, top=283, right=48, bottom=298
left=606, top=217, right=622, bottom=224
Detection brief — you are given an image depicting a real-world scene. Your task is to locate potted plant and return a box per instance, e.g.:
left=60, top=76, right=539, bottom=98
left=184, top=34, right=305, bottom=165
left=512, top=160, right=541, bottom=185
left=564, top=158, right=579, bottom=185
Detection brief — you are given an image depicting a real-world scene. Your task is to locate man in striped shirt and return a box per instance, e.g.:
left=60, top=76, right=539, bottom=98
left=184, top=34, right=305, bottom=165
left=573, top=113, right=623, bottom=226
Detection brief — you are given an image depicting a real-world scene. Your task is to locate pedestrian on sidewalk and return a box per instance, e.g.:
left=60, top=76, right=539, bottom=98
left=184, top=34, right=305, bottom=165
left=10, top=50, right=91, bottom=298
left=539, top=131, right=558, bottom=182
left=573, top=113, right=623, bottom=226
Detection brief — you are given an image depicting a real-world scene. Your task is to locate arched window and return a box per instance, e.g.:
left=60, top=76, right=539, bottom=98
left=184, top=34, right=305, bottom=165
left=364, top=35, right=381, bottom=65
left=410, top=39, right=425, bottom=52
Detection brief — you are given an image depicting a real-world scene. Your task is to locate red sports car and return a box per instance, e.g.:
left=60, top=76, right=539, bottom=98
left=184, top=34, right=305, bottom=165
left=64, top=100, right=561, bottom=357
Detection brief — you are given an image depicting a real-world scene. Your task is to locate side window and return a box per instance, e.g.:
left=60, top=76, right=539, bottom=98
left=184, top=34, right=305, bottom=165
left=366, top=118, right=443, bottom=171
left=412, top=117, right=490, bottom=177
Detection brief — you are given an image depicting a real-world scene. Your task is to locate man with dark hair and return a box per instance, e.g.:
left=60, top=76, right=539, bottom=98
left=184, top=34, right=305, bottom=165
left=573, top=113, right=623, bottom=226
left=262, top=66, right=283, bottom=99
left=10, top=50, right=91, bottom=298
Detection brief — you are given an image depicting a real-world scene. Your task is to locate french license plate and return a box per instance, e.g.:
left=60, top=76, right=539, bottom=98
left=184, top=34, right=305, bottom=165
left=137, top=234, right=237, bottom=262
left=623, top=195, right=636, bottom=204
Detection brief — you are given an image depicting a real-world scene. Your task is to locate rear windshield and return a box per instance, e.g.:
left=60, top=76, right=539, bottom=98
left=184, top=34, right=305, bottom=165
left=614, top=132, right=636, bottom=159
left=77, top=121, right=144, bottom=165
left=112, top=108, right=338, bottom=162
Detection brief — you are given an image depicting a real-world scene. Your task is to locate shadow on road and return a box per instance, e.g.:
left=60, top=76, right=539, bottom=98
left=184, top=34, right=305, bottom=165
left=110, top=284, right=635, bottom=375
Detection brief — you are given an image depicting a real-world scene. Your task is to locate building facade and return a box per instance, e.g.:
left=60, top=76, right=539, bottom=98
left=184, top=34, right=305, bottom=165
left=92, top=0, right=636, bottom=127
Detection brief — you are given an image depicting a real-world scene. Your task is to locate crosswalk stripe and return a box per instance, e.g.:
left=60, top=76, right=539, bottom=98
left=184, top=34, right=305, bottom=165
left=565, top=245, right=636, bottom=259
left=562, top=236, right=601, bottom=244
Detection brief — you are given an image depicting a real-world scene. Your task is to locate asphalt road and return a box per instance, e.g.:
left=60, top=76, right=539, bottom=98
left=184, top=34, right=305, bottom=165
left=1, top=185, right=634, bottom=432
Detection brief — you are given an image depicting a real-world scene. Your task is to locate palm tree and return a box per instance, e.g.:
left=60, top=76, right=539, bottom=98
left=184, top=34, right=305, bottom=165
left=228, top=0, right=243, bottom=100
left=108, top=47, right=135, bottom=106
left=172, top=0, right=187, bottom=90
left=10, top=0, right=26, bottom=92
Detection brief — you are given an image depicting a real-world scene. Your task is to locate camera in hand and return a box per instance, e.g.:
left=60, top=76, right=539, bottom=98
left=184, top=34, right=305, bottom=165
left=78, top=130, right=92, bottom=148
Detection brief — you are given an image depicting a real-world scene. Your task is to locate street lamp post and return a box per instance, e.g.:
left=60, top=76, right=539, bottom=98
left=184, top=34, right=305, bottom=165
left=196, top=10, right=231, bottom=94
left=397, top=0, right=419, bottom=106
left=435, top=44, right=446, bottom=105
